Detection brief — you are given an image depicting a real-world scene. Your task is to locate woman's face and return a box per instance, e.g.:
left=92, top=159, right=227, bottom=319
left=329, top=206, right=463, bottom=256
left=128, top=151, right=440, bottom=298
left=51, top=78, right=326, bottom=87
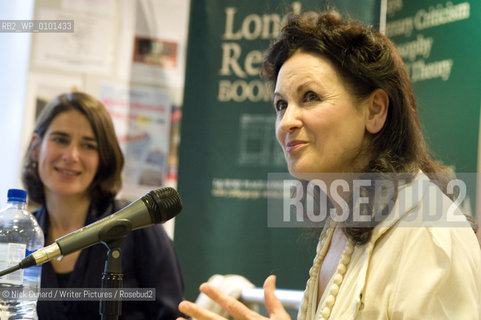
left=33, top=110, right=99, bottom=200
left=274, top=51, right=370, bottom=177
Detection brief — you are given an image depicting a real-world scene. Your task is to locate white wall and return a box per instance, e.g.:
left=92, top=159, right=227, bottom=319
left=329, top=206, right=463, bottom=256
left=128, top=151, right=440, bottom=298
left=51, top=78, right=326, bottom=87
left=0, top=0, right=35, bottom=202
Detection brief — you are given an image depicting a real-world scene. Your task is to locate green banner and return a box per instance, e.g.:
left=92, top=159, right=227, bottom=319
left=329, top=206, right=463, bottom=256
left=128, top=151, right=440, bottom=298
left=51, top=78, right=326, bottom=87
left=175, top=0, right=380, bottom=300
left=386, top=0, right=481, bottom=213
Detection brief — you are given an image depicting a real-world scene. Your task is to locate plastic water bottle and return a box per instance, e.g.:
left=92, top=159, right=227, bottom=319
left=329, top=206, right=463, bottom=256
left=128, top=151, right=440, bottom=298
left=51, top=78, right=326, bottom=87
left=0, top=189, right=44, bottom=319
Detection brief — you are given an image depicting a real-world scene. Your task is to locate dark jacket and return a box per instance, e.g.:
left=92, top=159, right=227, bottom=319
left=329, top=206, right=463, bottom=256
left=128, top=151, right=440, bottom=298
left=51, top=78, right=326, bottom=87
left=33, top=198, right=184, bottom=320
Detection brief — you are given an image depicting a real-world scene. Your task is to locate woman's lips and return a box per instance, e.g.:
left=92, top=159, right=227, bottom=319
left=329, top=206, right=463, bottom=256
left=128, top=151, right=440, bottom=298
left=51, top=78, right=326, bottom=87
left=55, top=167, right=80, bottom=176
left=285, top=140, right=308, bottom=153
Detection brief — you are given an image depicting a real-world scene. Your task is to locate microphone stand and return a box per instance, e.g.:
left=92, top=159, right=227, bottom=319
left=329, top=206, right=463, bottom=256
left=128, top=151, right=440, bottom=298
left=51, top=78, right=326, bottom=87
left=98, top=219, right=133, bottom=320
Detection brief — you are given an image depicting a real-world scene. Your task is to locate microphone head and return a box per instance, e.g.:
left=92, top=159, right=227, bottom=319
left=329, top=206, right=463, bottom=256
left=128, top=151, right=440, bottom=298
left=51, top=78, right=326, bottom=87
left=142, top=187, right=182, bottom=224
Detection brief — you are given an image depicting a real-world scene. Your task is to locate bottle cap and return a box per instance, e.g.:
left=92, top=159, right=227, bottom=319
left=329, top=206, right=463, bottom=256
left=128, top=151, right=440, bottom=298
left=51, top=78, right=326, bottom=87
left=7, top=189, right=27, bottom=203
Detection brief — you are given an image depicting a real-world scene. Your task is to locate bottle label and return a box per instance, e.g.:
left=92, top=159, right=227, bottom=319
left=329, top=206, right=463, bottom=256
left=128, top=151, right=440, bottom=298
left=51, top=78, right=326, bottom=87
left=0, top=243, right=26, bottom=285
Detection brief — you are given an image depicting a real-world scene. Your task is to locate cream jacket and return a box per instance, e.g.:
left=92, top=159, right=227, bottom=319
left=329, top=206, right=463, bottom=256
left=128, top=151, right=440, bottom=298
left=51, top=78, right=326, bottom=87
left=298, top=172, right=481, bottom=320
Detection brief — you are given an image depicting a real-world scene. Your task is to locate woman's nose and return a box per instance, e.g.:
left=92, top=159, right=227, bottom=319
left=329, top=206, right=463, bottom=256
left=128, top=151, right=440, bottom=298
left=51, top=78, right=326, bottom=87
left=279, top=104, right=302, bottom=133
left=62, top=145, right=80, bottom=162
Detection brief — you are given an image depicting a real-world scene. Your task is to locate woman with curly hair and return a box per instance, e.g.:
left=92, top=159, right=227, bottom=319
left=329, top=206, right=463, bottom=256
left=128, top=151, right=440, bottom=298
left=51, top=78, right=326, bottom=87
left=178, top=11, right=480, bottom=320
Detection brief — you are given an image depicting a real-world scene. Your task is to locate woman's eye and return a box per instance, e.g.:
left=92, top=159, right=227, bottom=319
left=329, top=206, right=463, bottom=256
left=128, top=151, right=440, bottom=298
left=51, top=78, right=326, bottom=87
left=52, top=137, right=69, bottom=144
left=275, top=100, right=288, bottom=112
left=83, top=143, right=98, bottom=151
left=304, top=91, right=319, bottom=102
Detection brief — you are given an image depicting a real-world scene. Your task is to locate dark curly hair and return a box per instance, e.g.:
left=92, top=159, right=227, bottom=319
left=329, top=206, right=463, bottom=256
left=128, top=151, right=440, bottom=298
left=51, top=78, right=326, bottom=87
left=263, top=12, right=456, bottom=244
left=22, top=91, right=124, bottom=206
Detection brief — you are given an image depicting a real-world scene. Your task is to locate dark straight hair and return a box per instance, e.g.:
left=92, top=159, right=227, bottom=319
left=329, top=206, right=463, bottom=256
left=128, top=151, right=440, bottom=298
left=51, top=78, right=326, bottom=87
left=22, top=91, right=124, bottom=205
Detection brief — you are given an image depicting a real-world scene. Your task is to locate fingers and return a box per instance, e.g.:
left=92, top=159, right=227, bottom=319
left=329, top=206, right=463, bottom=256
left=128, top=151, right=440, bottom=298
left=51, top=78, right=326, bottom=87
left=263, top=275, right=290, bottom=319
left=199, top=283, right=262, bottom=320
left=179, top=278, right=286, bottom=320
left=179, top=300, right=227, bottom=320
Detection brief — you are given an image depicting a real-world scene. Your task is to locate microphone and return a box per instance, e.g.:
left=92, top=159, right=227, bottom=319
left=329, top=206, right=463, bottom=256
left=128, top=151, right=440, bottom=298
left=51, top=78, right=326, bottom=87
left=0, top=187, right=182, bottom=277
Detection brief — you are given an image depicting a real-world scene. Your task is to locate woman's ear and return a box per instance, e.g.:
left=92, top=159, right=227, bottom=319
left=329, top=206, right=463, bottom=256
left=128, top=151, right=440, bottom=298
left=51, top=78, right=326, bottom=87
left=365, top=89, right=389, bottom=134
left=30, top=133, right=41, bottom=161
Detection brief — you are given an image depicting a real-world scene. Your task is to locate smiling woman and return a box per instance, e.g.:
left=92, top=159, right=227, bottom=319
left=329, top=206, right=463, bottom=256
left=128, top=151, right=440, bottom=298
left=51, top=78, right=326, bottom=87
left=23, top=92, right=123, bottom=206
left=32, top=110, right=100, bottom=202
left=178, top=10, right=481, bottom=320
left=21, top=91, right=184, bottom=320
left=273, top=51, right=381, bottom=175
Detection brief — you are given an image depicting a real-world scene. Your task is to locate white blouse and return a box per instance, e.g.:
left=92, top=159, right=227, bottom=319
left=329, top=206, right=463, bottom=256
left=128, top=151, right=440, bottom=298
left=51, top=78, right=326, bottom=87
left=297, top=172, right=481, bottom=320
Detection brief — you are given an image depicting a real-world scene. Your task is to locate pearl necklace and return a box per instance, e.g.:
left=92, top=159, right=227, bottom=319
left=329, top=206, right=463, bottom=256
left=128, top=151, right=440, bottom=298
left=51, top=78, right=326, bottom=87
left=318, top=239, right=354, bottom=320
left=297, top=223, right=354, bottom=320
